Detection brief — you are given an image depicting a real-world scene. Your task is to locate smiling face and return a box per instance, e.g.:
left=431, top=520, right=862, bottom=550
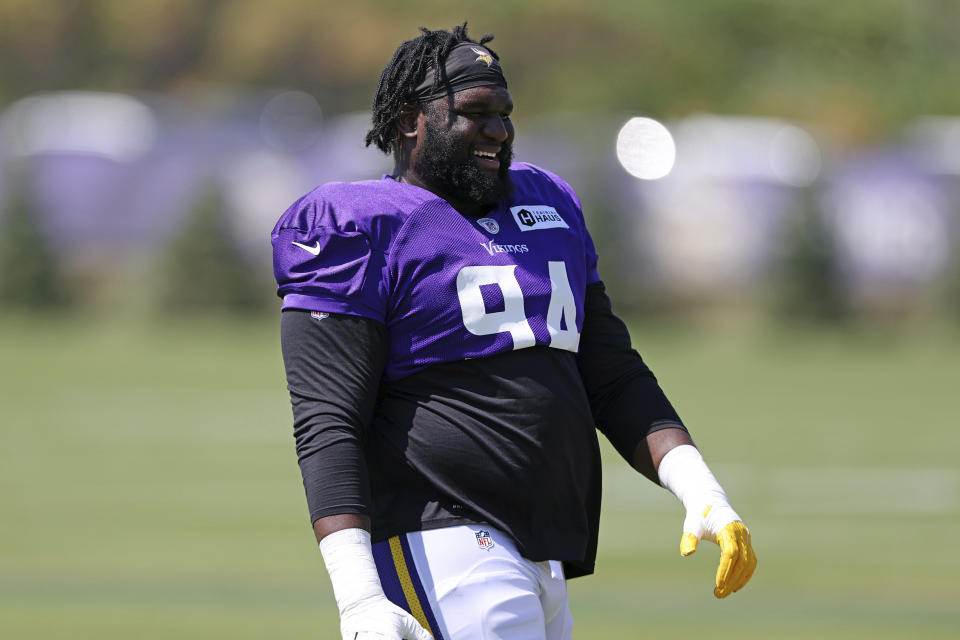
left=402, top=86, right=515, bottom=215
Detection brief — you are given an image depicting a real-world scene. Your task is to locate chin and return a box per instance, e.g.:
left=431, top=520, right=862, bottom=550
left=468, top=153, right=515, bottom=204
left=415, top=129, right=515, bottom=207
left=466, top=167, right=513, bottom=206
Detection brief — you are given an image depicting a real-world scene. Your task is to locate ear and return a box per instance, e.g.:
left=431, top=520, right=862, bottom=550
left=397, top=103, right=420, bottom=139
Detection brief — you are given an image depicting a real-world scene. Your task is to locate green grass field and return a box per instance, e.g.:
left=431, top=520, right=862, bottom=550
left=1, top=314, right=958, bottom=639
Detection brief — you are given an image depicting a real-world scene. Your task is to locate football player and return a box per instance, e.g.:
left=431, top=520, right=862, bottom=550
left=273, top=23, right=756, bottom=640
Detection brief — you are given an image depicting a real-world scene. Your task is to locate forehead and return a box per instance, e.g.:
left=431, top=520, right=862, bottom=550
left=442, top=86, right=513, bottom=111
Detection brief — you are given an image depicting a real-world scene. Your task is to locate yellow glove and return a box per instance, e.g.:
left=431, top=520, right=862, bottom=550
left=658, top=445, right=758, bottom=599
left=680, top=506, right=757, bottom=598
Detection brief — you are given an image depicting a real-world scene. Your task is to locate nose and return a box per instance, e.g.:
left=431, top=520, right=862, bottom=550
left=483, top=115, right=510, bottom=143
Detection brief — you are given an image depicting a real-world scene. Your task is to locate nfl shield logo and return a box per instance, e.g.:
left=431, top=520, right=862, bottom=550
left=310, top=311, right=330, bottom=321
left=475, top=529, right=495, bottom=551
left=476, top=217, right=500, bottom=234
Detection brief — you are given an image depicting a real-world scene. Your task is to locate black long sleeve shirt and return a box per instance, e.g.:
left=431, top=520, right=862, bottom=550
left=280, top=281, right=684, bottom=578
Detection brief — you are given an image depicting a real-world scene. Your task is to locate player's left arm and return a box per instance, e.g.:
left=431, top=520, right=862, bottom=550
left=576, top=281, right=757, bottom=598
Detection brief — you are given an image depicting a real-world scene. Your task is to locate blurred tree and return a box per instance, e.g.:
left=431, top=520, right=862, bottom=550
left=770, top=186, right=848, bottom=323
left=2, top=0, right=960, bottom=138
left=0, top=179, right=67, bottom=309
left=157, top=185, right=268, bottom=314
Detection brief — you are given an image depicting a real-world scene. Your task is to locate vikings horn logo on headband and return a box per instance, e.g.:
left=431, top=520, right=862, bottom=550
left=471, top=47, right=494, bottom=67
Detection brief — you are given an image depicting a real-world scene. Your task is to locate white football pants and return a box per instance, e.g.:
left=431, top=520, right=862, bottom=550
left=371, top=524, right=574, bottom=640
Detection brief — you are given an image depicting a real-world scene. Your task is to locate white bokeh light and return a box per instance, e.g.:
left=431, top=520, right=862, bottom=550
left=615, top=117, right=676, bottom=180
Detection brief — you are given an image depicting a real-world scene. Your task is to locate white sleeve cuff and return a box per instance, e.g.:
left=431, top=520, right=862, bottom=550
left=318, top=528, right=385, bottom=615
left=658, top=445, right=740, bottom=535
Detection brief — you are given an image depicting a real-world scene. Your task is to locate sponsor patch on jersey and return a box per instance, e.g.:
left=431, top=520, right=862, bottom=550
left=475, top=529, right=495, bottom=551
left=510, top=205, right=569, bottom=231
left=476, top=217, right=500, bottom=234
left=310, top=311, right=330, bottom=321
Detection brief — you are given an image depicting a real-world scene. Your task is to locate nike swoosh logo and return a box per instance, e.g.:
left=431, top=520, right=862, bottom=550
left=291, top=241, right=321, bottom=256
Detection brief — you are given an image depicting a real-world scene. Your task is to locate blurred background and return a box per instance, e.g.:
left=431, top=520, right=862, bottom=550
left=1, top=1, right=957, bottom=638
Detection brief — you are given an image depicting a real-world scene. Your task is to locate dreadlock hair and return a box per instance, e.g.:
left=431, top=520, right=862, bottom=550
left=365, top=23, right=500, bottom=155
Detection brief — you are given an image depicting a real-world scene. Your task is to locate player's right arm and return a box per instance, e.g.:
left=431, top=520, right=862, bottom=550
left=274, top=188, right=431, bottom=639
left=281, top=310, right=432, bottom=640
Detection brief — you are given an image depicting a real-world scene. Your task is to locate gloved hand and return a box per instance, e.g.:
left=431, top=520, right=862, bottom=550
left=320, top=528, right=433, bottom=640
left=340, top=594, right=434, bottom=639
left=679, top=503, right=757, bottom=598
left=658, top=445, right=758, bottom=599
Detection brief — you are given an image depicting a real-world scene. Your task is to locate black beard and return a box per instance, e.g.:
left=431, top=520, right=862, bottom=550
left=415, top=120, right=514, bottom=210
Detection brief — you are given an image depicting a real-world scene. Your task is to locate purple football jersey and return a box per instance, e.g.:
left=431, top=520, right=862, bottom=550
left=272, top=162, right=601, bottom=380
